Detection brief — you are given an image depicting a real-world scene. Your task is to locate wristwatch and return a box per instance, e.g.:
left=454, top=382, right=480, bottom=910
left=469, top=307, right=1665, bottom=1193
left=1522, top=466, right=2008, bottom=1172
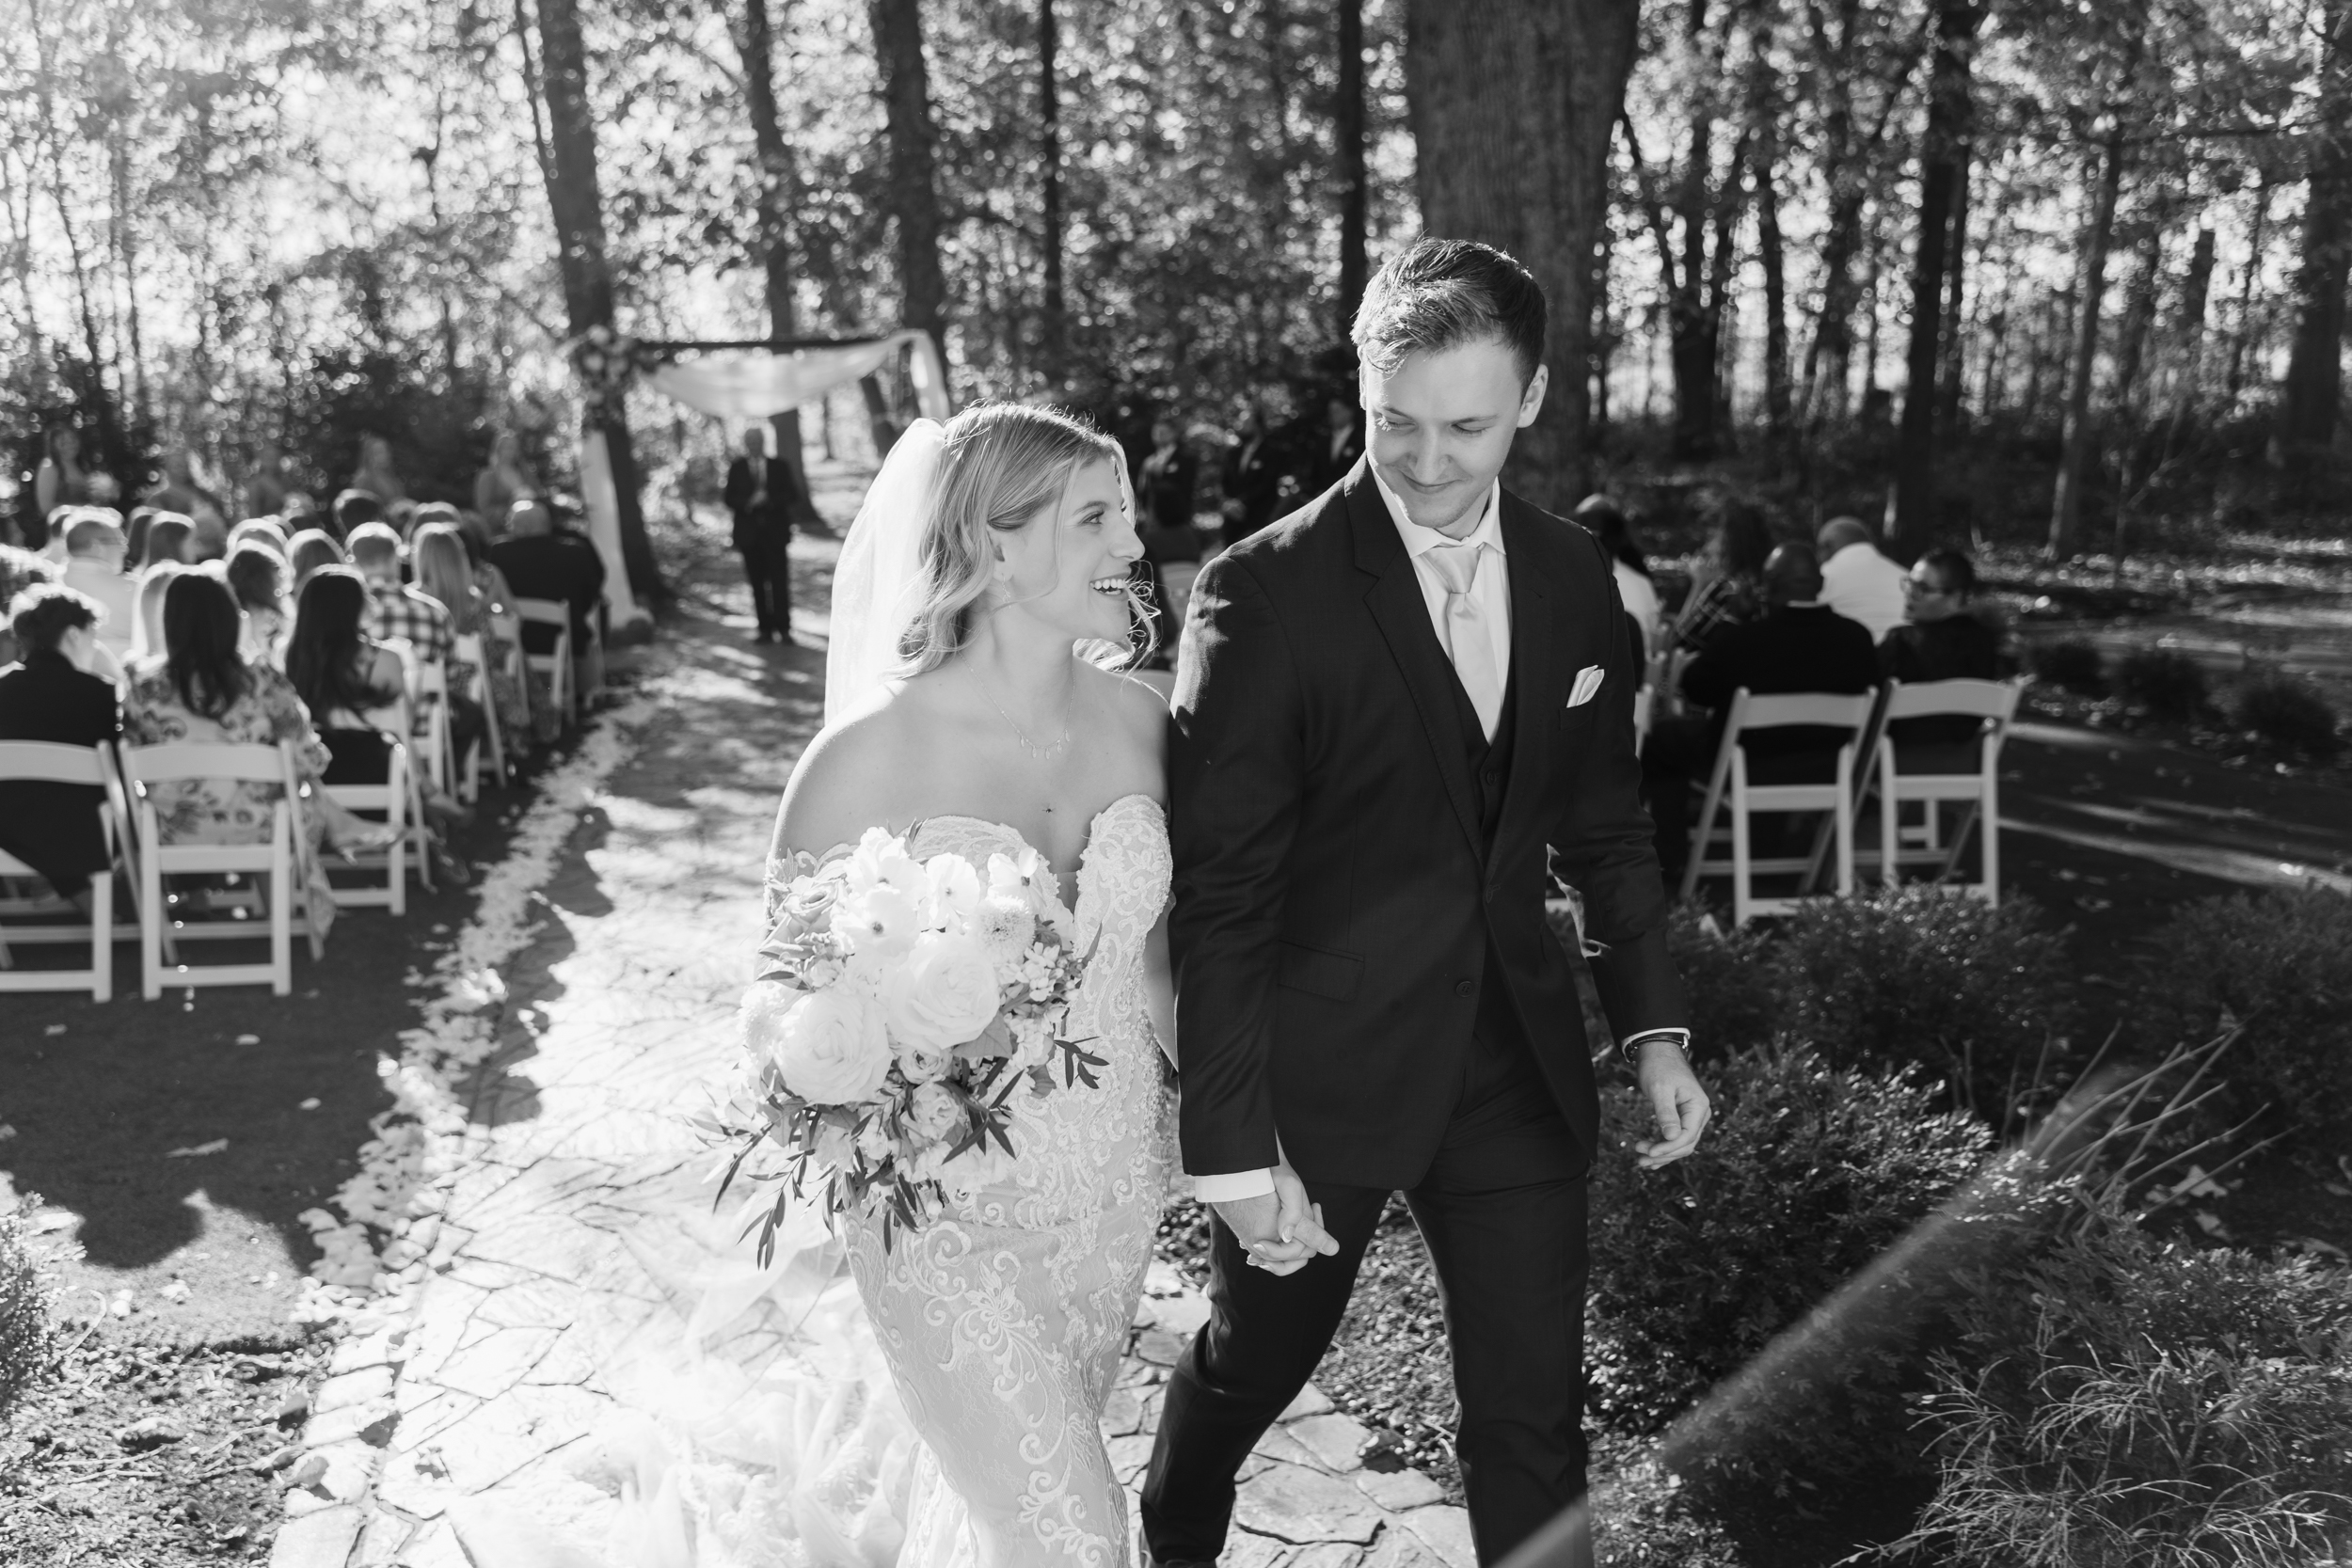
left=1620, top=1027, right=1692, bottom=1067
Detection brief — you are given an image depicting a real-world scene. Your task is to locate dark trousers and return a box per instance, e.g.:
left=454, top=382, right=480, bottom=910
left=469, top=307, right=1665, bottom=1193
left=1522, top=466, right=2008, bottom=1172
left=1141, top=1004, right=1593, bottom=1568
left=739, top=531, right=792, bottom=638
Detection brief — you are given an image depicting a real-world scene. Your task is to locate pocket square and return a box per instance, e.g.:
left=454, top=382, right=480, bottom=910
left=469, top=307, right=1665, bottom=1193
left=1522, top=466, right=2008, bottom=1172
left=1566, top=665, right=1606, bottom=707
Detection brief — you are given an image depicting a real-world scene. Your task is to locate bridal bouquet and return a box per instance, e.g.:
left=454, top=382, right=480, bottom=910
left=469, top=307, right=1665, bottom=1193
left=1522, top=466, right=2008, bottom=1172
left=698, top=827, right=1107, bottom=1255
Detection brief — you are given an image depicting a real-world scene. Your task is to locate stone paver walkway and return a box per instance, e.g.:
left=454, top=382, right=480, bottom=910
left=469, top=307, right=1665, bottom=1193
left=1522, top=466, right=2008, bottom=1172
left=270, top=625, right=1467, bottom=1568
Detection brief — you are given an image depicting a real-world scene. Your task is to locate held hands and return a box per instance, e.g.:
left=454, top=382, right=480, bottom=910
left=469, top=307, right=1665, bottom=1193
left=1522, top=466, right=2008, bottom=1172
left=1211, top=1153, right=1340, bottom=1279
left=1632, top=1037, right=1711, bottom=1170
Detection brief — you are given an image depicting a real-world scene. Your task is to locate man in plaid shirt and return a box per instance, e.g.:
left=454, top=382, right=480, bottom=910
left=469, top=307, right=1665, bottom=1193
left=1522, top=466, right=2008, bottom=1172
left=349, top=523, right=453, bottom=666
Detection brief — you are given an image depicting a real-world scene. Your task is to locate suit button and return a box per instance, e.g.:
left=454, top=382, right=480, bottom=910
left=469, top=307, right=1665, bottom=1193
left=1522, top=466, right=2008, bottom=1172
left=1454, top=979, right=1475, bottom=999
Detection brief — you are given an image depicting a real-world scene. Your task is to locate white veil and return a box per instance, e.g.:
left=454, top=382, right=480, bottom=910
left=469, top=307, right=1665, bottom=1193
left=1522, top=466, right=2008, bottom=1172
left=826, top=419, right=950, bottom=724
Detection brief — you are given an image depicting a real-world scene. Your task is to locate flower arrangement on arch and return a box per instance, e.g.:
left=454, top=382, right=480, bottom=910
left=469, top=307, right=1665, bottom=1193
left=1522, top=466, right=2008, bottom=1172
left=697, top=827, right=1107, bottom=1255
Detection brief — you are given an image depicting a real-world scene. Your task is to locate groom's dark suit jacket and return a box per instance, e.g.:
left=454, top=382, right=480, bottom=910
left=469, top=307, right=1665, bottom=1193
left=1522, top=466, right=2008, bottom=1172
left=1169, top=461, right=1687, bottom=1189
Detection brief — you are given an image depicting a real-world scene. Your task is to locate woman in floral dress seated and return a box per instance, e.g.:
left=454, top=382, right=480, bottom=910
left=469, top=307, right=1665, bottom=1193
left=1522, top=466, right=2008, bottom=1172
left=123, top=572, right=389, bottom=942
left=413, top=520, right=530, bottom=758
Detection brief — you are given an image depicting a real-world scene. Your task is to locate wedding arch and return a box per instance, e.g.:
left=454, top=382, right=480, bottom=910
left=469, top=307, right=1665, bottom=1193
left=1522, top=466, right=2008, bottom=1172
left=567, top=327, right=954, bottom=629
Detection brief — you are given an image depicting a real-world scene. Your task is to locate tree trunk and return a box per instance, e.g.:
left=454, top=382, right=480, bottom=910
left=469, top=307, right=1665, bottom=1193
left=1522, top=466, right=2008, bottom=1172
left=737, top=0, right=818, bottom=523
left=2280, top=0, right=2351, bottom=452
left=1038, top=0, right=1066, bottom=387
left=2110, top=230, right=2163, bottom=413
left=2226, top=178, right=2273, bottom=402
left=2172, top=224, right=2217, bottom=404
left=1890, top=0, right=1981, bottom=552
left=868, top=0, right=948, bottom=362
left=2046, top=132, right=2126, bottom=558
left=1748, top=49, right=1792, bottom=450
left=1934, top=131, right=1973, bottom=438
left=1337, top=0, right=1369, bottom=341
left=526, top=0, right=661, bottom=601
left=1405, top=0, right=1639, bottom=506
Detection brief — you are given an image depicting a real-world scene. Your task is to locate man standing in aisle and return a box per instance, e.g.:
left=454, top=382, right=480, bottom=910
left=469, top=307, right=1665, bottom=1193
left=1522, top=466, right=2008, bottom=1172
left=723, top=424, right=797, bottom=644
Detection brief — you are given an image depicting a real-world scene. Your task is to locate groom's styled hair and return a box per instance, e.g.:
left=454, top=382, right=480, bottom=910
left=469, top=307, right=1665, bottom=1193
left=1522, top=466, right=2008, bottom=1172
left=1352, top=238, right=1547, bottom=387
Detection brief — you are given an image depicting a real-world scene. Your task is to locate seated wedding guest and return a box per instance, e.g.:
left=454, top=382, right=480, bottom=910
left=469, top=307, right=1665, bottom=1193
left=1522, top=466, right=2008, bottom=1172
left=1817, top=515, right=1911, bottom=643
left=130, top=562, right=186, bottom=663
left=1575, top=495, right=1661, bottom=661
left=123, top=572, right=389, bottom=942
left=242, top=439, right=292, bottom=521
left=1669, top=498, right=1775, bottom=656
left=0, top=583, right=122, bottom=912
left=227, top=517, right=292, bottom=558
left=348, top=523, right=453, bottom=668
left=138, top=512, right=197, bottom=576
left=414, top=521, right=528, bottom=759
left=472, top=433, right=543, bottom=528
left=285, top=567, right=407, bottom=786
left=406, top=499, right=463, bottom=542
left=0, top=544, right=56, bottom=666
left=225, top=543, right=291, bottom=664
left=287, top=528, right=345, bottom=591
left=142, top=452, right=230, bottom=559
left=489, top=499, right=605, bottom=663
left=329, top=487, right=383, bottom=543
left=1882, top=546, right=2006, bottom=750
left=57, top=510, right=137, bottom=662
left=1644, top=544, right=1879, bottom=873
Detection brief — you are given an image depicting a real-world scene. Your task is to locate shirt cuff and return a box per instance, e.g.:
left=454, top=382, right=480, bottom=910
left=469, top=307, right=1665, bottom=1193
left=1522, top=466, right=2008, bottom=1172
left=1192, top=1168, right=1278, bottom=1204
left=1620, top=1027, right=1692, bottom=1066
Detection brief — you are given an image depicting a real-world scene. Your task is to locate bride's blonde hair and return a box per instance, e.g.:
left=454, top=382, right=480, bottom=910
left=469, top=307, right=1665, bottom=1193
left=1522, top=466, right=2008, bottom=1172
left=896, top=403, right=1138, bottom=674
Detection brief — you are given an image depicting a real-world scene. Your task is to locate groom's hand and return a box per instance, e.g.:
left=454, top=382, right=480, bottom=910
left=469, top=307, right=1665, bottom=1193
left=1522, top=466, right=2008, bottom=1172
left=1632, top=1038, right=1711, bottom=1170
left=1213, top=1171, right=1339, bottom=1279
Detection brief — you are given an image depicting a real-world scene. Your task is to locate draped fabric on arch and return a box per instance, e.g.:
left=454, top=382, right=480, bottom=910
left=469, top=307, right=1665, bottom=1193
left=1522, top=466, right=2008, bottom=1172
left=575, top=329, right=953, bottom=630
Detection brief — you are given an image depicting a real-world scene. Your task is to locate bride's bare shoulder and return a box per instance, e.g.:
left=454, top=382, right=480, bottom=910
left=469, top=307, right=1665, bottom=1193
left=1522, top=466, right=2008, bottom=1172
left=773, top=687, right=943, bottom=856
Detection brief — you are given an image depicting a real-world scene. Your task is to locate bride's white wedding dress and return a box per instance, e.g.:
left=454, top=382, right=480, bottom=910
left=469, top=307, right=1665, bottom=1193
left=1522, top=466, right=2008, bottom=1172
left=778, top=793, right=1176, bottom=1568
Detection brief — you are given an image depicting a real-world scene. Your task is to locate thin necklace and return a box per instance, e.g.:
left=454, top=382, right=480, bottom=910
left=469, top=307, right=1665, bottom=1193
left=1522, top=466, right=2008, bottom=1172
left=966, top=663, right=1071, bottom=761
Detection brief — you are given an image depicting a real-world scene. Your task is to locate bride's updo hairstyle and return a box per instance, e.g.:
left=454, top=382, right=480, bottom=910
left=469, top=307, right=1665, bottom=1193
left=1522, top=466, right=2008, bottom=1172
left=896, top=402, right=1135, bottom=674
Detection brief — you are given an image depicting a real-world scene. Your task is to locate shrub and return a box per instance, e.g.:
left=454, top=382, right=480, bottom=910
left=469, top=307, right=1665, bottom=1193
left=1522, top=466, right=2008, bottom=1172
left=1899, top=1206, right=2352, bottom=1567
left=1586, top=1042, right=1994, bottom=1441
left=1768, top=888, right=2076, bottom=1118
left=2111, top=645, right=2208, bottom=722
left=2129, top=884, right=2352, bottom=1148
left=1595, top=1458, right=1747, bottom=1566
left=2233, top=672, right=2343, bottom=761
left=1661, top=901, right=1780, bottom=1053
left=2027, top=638, right=2106, bottom=696
left=1, top=1191, right=64, bottom=1425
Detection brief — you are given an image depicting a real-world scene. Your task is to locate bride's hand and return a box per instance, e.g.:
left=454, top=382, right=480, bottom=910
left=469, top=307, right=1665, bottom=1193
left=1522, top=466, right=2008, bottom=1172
left=1263, top=1140, right=1338, bottom=1274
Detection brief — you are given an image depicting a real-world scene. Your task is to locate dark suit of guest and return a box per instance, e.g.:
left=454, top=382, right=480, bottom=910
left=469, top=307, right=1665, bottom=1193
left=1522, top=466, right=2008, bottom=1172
left=1644, top=602, right=1879, bottom=863
left=1881, top=614, right=2004, bottom=749
left=1145, top=461, right=1687, bottom=1566
left=1219, top=424, right=1297, bottom=546
left=723, top=451, right=796, bottom=640
left=488, top=530, right=607, bottom=657
left=0, top=653, right=122, bottom=899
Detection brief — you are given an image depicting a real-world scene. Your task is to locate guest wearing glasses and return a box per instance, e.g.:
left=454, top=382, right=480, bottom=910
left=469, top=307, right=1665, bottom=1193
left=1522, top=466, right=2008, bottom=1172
left=1882, top=547, right=2007, bottom=751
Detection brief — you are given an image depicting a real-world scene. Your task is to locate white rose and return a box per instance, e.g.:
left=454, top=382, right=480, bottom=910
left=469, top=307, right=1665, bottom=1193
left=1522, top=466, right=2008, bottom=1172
left=906, top=1081, right=966, bottom=1145
left=896, top=1040, right=953, bottom=1084
left=1009, top=1012, right=1060, bottom=1071
left=761, top=988, right=894, bottom=1105
left=886, top=933, right=1002, bottom=1053
left=831, top=883, right=921, bottom=958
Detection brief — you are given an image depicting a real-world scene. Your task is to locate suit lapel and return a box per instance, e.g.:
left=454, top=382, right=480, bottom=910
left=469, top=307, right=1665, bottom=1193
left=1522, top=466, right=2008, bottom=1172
left=1498, top=494, right=1561, bottom=835
left=1346, top=466, right=1485, bottom=856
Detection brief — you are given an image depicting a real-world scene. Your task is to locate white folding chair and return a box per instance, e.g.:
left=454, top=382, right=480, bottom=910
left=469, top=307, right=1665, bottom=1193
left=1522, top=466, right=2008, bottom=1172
left=1874, top=677, right=2026, bottom=904
left=411, top=661, right=457, bottom=800
left=122, top=740, right=303, bottom=997
left=324, top=741, right=411, bottom=914
left=514, top=598, right=575, bottom=729
left=1680, top=688, right=1879, bottom=925
left=453, top=631, right=506, bottom=800
left=0, top=741, right=127, bottom=1000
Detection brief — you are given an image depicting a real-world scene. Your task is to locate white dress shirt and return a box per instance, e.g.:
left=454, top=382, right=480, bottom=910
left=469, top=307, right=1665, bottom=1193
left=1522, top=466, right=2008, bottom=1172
left=1820, top=542, right=1910, bottom=643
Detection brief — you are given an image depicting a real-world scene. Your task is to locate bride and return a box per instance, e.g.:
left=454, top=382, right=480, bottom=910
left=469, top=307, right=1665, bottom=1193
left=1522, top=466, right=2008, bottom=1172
left=769, top=403, right=1182, bottom=1566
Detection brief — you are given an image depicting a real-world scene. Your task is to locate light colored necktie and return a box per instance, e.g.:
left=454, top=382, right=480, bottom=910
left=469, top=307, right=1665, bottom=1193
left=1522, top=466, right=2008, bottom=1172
left=1425, top=542, right=1502, bottom=740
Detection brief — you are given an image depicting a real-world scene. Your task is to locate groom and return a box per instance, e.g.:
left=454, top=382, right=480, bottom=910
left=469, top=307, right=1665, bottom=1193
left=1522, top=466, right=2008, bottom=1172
left=1146, top=238, right=1711, bottom=1568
